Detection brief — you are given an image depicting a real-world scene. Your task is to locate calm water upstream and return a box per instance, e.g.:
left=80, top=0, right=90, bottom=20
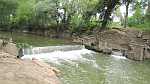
left=1, top=32, right=150, bottom=84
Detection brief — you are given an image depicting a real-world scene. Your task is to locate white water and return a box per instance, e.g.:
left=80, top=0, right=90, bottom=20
left=22, top=45, right=126, bottom=66
left=21, top=45, right=150, bottom=84
left=23, top=45, right=84, bottom=55
left=111, top=55, right=127, bottom=59
left=22, top=46, right=95, bottom=65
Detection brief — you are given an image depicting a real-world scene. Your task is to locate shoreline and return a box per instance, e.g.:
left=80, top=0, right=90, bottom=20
left=73, top=28, right=150, bottom=61
left=0, top=41, right=61, bottom=84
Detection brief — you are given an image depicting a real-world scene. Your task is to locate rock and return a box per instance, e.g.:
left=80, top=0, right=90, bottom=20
left=73, top=28, right=150, bottom=61
left=127, top=52, right=136, bottom=60
left=112, top=50, right=123, bottom=56
left=143, top=46, right=150, bottom=59
left=142, top=31, right=150, bottom=40
left=137, top=31, right=143, bottom=38
left=102, top=48, right=112, bottom=54
left=126, top=44, right=144, bottom=61
left=85, top=45, right=101, bottom=52
left=3, top=43, right=18, bottom=56
left=0, top=52, right=15, bottom=58
left=0, top=59, right=61, bottom=84
left=17, top=48, right=23, bottom=58
left=0, top=39, right=61, bottom=84
left=0, top=39, right=3, bottom=48
left=0, top=52, right=61, bottom=84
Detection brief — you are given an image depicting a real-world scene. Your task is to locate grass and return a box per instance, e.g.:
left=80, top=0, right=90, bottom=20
left=110, top=22, right=150, bottom=32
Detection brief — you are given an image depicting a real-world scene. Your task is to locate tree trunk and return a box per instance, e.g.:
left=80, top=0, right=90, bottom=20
left=100, top=0, right=119, bottom=31
left=124, top=2, right=129, bottom=28
left=101, top=16, right=109, bottom=31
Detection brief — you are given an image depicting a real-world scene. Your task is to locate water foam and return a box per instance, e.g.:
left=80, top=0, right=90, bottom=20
left=22, top=48, right=94, bottom=64
left=111, top=55, right=127, bottom=59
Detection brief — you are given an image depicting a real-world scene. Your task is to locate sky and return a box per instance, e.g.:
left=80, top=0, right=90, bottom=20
left=120, top=4, right=134, bottom=17
left=114, top=0, right=148, bottom=22
left=114, top=4, right=140, bottom=22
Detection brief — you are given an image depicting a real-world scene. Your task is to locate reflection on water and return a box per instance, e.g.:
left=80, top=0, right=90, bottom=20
left=22, top=45, right=150, bottom=84
left=0, top=31, right=68, bottom=47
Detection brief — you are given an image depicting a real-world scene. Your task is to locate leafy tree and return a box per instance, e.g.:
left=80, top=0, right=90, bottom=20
left=128, top=1, right=149, bottom=29
left=145, top=0, right=150, bottom=22
left=121, top=0, right=133, bottom=28
left=100, top=0, right=120, bottom=30
left=1, top=0, right=148, bottom=36
left=0, top=0, right=17, bottom=29
left=14, top=0, right=35, bottom=29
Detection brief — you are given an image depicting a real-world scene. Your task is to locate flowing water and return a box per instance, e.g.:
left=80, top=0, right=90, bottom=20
left=22, top=45, right=150, bottom=84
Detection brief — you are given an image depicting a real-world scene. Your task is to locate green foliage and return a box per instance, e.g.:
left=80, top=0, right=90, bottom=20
left=69, top=14, right=84, bottom=32
left=13, top=0, right=58, bottom=29
left=0, top=0, right=117, bottom=33
left=145, top=2, right=150, bottom=22
left=0, top=0, right=17, bottom=28
left=69, top=13, right=100, bottom=35
left=1, top=0, right=149, bottom=34
left=16, top=43, right=31, bottom=48
left=133, top=2, right=143, bottom=22
left=12, top=0, right=34, bottom=28
left=128, top=1, right=150, bottom=30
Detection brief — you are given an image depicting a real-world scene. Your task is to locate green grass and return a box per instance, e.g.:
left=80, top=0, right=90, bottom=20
left=109, top=22, right=150, bottom=32
left=131, top=23, right=150, bottom=31
left=109, top=22, right=122, bottom=28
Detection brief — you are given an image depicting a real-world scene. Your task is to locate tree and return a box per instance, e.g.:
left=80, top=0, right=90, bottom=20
left=0, top=0, right=17, bottom=29
left=59, top=0, right=99, bottom=34
left=121, top=0, right=133, bottom=28
left=145, top=0, right=150, bottom=22
left=100, top=0, right=120, bottom=30
left=14, top=0, right=35, bottom=29
left=128, top=1, right=147, bottom=28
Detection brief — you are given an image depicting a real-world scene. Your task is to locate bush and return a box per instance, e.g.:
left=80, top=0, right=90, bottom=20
left=16, top=43, right=31, bottom=49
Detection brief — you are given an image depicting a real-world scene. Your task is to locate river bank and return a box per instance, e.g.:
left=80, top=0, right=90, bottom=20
left=73, top=28, right=150, bottom=61
left=1, top=28, right=150, bottom=61
left=0, top=40, right=61, bottom=84
left=20, top=44, right=150, bottom=84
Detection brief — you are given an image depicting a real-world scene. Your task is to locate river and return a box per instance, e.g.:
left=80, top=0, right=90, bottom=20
left=1, top=32, right=150, bottom=84
left=22, top=45, right=150, bottom=84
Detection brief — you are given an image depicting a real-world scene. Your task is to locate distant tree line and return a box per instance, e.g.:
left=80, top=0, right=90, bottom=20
left=0, top=0, right=149, bottom=36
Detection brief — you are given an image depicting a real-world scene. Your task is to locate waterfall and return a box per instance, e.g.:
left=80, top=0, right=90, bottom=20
left=23, top=45, right=85, bottom=55
left=21, top=45, right=96, bottom=65
left=111, top=51, right=127, bottom=59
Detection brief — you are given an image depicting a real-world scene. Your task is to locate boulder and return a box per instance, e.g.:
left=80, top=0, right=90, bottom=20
left=0, top=57, right=61, bottom=84
left=102, top=48, right=112, bottom=54
left=126, top=44, right=144, bottom=61
left=0, top=39, right=3, bottom=48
